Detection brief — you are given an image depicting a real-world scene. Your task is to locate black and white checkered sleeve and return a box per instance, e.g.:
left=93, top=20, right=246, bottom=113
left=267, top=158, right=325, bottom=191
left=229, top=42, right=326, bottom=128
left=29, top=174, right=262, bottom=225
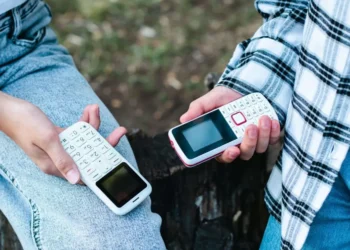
left=216, top=0, right=309, bottom=125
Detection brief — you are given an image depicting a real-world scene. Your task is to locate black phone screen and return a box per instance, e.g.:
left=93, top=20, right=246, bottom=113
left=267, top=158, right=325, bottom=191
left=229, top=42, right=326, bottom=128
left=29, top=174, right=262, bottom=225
left=172, top=110, right=237, bottom=159
left=96, top=162, right=147, bottom=207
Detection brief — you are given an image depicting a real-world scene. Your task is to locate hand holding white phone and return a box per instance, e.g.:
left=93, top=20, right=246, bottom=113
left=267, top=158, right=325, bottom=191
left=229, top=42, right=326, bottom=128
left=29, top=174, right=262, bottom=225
left=60, top=122, right=152, bottom=215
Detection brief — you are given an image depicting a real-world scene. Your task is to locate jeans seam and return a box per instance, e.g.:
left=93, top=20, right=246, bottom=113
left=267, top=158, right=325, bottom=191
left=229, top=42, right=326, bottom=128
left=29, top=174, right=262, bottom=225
left=0, top=0, right=39, bottom=32
left=12, top=27, right=46, bottom=47
left=0, top=164, right=43, bottom=250
left=10, top=5, right=46, bottom=48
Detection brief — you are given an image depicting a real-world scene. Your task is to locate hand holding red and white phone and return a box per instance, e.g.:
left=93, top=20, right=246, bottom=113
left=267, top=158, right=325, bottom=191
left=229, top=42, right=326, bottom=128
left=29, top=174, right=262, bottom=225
left=180, top=86, right=281, bottom=163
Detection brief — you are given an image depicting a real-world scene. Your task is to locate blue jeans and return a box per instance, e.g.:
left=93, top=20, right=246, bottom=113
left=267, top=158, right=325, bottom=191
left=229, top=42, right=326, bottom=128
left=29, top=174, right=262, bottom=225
left=0, top=1, right=165, bottom=249
left=260, top=150, right=350, bottom=249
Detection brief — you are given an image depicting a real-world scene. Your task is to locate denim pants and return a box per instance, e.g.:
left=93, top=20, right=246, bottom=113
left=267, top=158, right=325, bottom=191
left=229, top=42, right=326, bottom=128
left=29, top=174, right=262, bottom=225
left=0, top=1, right=166, bottom=249
left=260, top=150, right=350, bottom=249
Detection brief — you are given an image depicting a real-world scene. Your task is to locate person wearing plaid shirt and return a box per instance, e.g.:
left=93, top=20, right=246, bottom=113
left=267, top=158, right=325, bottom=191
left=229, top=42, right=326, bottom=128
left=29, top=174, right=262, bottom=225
left=181, top=0, right=350, bottom=249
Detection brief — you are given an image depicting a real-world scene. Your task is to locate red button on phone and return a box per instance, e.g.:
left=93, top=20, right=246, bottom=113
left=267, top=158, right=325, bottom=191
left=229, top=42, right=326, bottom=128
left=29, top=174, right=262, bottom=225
left=231, top=112, right=247, bottom=125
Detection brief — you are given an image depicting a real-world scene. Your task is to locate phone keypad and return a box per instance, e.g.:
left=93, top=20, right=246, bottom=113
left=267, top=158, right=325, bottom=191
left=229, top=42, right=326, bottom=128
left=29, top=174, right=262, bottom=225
left=84, top=166, right=96, bottom=176
left=74, top=136, right=87, bottom=147
left=99, top=144, right=110, bottom=154
left=81, top=143, right=93, bottom=155
left=71, top=151, right=83, bottom=161
left=59, top=125, right=123, bottom=182
left=91, top=172, right=101, bottom=181
left=88, top=150, right=101, bottom=162
left=78, top=123, right=89, bottom=133
left=106, top=151, right=117, bottom=160
left=69, top=130, right=79, bottom=140
left=64, top=144, right=76, bottom=154
left=60, top=138, right=69, bottom=146
left=110, top=156, right=121, bottom=166
left=85, top=130, right=96, bottom=140
left=219, top=93, right=278, bottom=139
left=78, top=157, right=90, bottom=170
left=92, top=137, right=103, bottom=147
left=231, top=103, right=239, bottom=111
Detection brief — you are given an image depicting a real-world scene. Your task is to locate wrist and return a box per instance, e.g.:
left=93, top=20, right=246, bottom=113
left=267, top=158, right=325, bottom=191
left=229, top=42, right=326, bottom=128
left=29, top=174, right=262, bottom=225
left=0, top=92, right=8, bottom=131
left=0, top=92, right=18, bottom=133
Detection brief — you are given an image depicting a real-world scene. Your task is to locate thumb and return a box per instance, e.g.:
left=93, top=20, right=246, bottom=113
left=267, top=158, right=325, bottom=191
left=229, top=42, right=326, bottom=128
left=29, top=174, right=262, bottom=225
left=45, top=136, right=80, bottom=184
left=180, top=94, right=216, bottom=123
left=180, top=87, right=242, bottom=123
left=179, top=91, right=230, bottom=123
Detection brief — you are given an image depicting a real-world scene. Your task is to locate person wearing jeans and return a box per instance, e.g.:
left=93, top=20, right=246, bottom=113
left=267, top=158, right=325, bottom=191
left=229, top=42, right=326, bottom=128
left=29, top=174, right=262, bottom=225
left=0, top=0, right=165, bottom=249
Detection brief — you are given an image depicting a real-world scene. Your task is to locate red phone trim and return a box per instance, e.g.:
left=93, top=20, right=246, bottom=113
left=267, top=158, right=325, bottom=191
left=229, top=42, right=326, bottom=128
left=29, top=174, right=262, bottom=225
left=169, top=138, right=224, bottom=167
left=231, top=112, right=247, bottom=126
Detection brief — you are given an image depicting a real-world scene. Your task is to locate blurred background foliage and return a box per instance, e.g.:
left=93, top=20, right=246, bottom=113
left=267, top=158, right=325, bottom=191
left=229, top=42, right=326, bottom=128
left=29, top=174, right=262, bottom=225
left=46, top=0, right=260, bottom=134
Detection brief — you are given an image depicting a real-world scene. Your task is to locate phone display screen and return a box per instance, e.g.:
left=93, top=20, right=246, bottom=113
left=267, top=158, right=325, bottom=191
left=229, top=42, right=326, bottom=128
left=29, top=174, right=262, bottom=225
left=172, top=110, right=237, bottom=159
left=182, top=119, right=223, bottom=151
left=97, top=162, right=147, bottom=207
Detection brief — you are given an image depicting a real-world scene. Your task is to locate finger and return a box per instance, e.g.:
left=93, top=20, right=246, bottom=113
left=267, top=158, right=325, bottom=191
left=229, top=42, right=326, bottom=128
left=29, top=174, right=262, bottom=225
left=269, top=120, right=281, bottom=145
left=37, top=151, right=82, bottom=184
left=39, top=131, right=80, bottom=184
left=55, top=126, right=64, bottom=134
left=38, top=159, right=63, bottom=177
left=57, top=104, right=101, bottom=134
left=216, top=146, right=240, bottom=163
left=239, top=125, right=258, bottom=160
left=77, top=180, right=85, bottom=185
left=256, top=116, right=272, bottom=153
left=180, top=95, right=215, bottom=123
left=79, top=104, right=101, bottom=130
left=180, top=87, right=241, bottom=123
left=31, top=145, right=64, bottom=177
left=87, top=104, right=100, bottom=130
left=79, top=105, right=90, bottom=123
left=106, top=127, right=127, bottom=147
left=180, top=91, right=231, bottom=123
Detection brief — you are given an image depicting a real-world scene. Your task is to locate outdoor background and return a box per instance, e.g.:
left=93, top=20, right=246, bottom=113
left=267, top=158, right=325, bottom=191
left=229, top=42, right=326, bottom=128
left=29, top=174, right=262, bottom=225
left=47, top=0, right=261, bottom=135
left=1, top=2, right=268, bottom=249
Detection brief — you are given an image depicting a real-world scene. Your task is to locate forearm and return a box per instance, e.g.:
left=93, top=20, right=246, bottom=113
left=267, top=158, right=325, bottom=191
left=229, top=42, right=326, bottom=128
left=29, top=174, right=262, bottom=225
left=0, top=91, right=27, bottom=135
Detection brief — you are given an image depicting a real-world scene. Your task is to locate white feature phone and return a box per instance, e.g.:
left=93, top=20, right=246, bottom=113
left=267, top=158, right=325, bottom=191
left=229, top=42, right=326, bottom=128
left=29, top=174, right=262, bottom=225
left=59, top=122, right=152, bottom=215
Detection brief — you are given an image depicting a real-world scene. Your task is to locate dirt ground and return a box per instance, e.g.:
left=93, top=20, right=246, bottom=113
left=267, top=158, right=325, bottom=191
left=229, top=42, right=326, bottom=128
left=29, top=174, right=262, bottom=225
left=47, top=0, right=261, bottom=135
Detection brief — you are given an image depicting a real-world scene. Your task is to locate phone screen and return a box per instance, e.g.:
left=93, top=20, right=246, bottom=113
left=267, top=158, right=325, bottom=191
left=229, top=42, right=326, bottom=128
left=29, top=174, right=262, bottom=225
left=172, top=110, right=237, bottom=159
left=182, top=119, right=223, bottom=151
left=97, top=162, right=147, bottom=207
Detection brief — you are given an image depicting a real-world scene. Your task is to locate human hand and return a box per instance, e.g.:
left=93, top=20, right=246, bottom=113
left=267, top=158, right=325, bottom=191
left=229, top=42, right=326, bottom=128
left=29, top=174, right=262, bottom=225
left=180, top=86, right=280, bottom=163
left=0, top=93, right=126, bottom=184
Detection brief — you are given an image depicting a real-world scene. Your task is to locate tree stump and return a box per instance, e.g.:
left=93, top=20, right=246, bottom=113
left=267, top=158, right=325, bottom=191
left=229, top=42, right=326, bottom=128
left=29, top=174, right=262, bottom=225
left=128, top=131, right=270, bottom=250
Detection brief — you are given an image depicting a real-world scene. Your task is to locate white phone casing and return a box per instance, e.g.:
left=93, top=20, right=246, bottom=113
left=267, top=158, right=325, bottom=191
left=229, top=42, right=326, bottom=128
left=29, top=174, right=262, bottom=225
left=59, top=121, right=152, bottom=215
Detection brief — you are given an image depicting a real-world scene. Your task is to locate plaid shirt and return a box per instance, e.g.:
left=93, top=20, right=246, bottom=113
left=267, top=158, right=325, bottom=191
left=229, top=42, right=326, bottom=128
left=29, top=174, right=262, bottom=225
left=216, top=0, right=350, bottom=249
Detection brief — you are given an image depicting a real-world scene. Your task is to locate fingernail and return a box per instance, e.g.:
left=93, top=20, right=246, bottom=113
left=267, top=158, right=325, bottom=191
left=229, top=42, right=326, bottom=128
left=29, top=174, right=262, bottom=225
left=261, top=119, right=269, bottom=129
left=96, top=106, right=100, bottom=116
left=66, top=168, right=80, bottom=184
left=248, top=129, right=257, bottom=139
left=229, top=151, right=238, bottom=159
